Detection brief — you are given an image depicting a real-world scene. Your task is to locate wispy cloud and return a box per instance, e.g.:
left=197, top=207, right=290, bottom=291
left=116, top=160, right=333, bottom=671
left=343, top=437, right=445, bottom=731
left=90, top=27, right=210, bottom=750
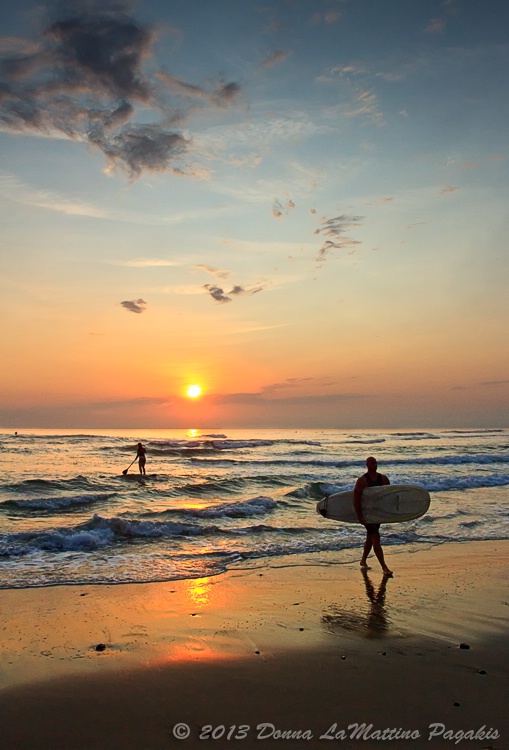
left=272, top=197, right=296, bottom=219
left=441, top=158, right=481, bottom=170
left=156, top=72, right=241, bottom=106
left=0, top=2, right=240, bottom=177
left=425, top=17, right=446, bottom=34
left=259, top=50, right=292, bottom=69
left=440, top=186, right=459, bottom=194
left=452, top=379, right=509, bottom=391
left=120, top=298, right=147, bottom=313
left=193, top=265, right=231, bottom=281
left=114, top=258, right=180, bottom=267
left=367, top=196, right=394, bottom=206
left=406, top=221, right=427, bottom=230
left=0, top=171, right=108, bottom=217
left=215, top=390, right=372, bottom=406
left=314, top=214, right=364, bottom=265
left=191, top=115, right=329, bottom=169
left=262, top=376, right=337, bottom=395
left=344, top=89, right=384, bottom=125
left=310, top=10, right=343, bottom=26
left=0, top=171, right=238, bottom=224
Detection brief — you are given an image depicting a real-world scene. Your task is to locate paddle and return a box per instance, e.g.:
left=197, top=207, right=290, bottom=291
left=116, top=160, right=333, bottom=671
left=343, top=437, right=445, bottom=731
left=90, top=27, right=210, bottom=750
left=122, top=458, right=137, bottom=475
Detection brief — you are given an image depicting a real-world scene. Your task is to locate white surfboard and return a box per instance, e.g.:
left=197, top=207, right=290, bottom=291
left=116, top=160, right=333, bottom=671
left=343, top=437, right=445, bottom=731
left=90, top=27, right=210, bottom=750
left=316, top=484, right=430, bottom=524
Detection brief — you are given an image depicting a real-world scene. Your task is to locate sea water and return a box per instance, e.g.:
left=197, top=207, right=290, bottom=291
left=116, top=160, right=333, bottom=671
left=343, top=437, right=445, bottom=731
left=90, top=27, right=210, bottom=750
left=0, top=427, right=508, bottom=589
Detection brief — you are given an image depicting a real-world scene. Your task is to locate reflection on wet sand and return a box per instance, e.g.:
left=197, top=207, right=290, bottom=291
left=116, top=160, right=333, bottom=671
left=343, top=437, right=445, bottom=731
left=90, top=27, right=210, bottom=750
left=322, top=569, right=390, bottom=638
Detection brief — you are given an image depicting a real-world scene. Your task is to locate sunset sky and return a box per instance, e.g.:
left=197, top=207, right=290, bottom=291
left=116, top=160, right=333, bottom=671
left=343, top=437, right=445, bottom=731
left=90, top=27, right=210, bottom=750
left=1, top=0, right=508, bottom=429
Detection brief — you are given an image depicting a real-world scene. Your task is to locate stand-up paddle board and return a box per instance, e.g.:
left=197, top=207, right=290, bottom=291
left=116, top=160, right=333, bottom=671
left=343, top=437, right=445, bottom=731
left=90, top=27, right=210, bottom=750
left=316, top=484, right=430, bottom=524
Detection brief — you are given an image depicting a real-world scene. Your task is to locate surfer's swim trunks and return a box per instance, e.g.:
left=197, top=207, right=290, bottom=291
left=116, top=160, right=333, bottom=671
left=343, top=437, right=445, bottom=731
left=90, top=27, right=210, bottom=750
left=364, top=523, right=381, bottom=534
left=363, top=473, right=385, bottom=534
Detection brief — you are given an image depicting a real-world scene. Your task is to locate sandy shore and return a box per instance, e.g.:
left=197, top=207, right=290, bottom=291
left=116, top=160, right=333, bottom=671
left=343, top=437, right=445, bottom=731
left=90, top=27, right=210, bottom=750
left=1, top=540, right=508, bottom=749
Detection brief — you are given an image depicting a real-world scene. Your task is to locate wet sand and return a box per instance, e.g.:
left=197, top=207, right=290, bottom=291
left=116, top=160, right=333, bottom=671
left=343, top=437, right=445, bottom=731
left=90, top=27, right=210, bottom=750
left=1, top=540, right=508, bottom=749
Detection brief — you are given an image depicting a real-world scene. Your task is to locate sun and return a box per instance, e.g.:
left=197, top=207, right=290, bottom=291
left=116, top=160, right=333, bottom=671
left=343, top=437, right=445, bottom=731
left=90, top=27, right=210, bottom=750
left=186, top=384, right=202, bottom=399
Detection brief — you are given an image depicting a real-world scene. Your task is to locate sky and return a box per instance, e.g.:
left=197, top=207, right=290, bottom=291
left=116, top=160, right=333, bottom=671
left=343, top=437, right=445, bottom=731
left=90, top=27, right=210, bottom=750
left=1, top=0, right=508, bottom=429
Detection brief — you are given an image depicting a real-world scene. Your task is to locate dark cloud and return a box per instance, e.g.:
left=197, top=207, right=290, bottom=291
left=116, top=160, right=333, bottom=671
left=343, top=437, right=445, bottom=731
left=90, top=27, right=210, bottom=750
left=203, top=283, right=263, bottom=304
left=94, top=125, right=188, bottom=176
left=314, top=214, right=363, bottom=265
left=0, top=3, right=240, bottom=177
left=204, top=285, right=231, bottom=304
left=121, top=298, right=146, bottom=313
left=157, top=72, right=240, bottom=106
left=45, top=13, right=153, bottom=101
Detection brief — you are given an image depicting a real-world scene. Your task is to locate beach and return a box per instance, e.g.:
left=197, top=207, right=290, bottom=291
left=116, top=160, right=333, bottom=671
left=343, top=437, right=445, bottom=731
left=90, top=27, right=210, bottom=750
left=1, top=540, right=508, bottom=750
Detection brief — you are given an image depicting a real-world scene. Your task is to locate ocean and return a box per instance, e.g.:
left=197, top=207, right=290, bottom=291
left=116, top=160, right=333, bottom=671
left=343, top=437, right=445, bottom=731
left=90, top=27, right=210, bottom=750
left=1, top=427, right=508, bottom=589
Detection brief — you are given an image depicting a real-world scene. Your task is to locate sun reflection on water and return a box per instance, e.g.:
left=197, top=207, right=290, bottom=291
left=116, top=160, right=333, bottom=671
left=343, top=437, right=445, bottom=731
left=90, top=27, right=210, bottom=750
left=185, top=576, right=212, bottom=606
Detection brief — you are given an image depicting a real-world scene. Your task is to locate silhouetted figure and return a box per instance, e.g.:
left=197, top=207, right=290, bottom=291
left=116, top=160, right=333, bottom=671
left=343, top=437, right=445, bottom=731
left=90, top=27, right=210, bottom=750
left=354, top=456, right=393, bottom=576
left=136, top=442, right=146, bottom=475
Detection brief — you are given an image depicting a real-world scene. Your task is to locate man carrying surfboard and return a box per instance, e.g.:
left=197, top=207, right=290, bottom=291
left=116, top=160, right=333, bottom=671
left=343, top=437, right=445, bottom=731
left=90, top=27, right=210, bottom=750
left=354, top=457, right=393, bottom=577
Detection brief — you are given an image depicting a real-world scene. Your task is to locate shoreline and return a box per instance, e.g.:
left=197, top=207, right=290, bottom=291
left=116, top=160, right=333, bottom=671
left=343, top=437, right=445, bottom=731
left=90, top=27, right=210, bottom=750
left=1, top=540, right=508, bottom=749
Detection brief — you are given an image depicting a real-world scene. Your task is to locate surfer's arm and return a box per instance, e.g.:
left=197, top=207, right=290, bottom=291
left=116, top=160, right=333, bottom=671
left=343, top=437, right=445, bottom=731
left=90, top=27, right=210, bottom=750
left=353, top=477, right=367, bottom=524
left=382, top=474, right=390, bottom=486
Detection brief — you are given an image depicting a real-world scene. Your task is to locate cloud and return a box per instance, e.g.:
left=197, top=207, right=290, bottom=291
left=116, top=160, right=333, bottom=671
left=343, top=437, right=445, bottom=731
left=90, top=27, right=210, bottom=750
left=0, top=170, right=239, bottom=223
left=214, top=390, right=372, bottom=407
left=115, top=258, right=180, bottom=267
left=344, top=89, right=384, bottom=125
left=0, top=3, right=240, bottom=177
left=157, top=72, right=241, bottom=106
left=314, top=214, right=364, bottom=265
left=440, top=186, right=459, bottom=194
left=311, top=10, right=342, bottom=25
left=425, top=17, right=446, bottom=34
left=203, top=283, right=264, bottom=304
left=367, top=196, right=394, bottom=206
left=262, top=377, right=337, bottom=396
left=203, top=285, right=231, bottom=304
left=194, top=265, right=231, bottom=281
left=259, top=50, right=292, bottom=69
left=121, top=298, right=147, bottom=313
left=272, top=197, right=296, bottom=219
left=452, top=379, right=509, bottom=391
left=0, top=170, right=109, bottom=217
left=191, top=115, right=330, bottom=170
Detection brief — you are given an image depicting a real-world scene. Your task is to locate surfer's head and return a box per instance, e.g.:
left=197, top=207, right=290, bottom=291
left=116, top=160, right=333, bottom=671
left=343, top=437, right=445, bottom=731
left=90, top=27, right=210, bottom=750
left=366, top=456, right=378, bottom=472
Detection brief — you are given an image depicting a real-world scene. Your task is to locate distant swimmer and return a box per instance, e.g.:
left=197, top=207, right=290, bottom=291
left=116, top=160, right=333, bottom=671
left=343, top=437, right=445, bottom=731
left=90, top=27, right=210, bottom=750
left=136, top=442, right=147, bottom=475
left=353, top=457, right=393, bottom=577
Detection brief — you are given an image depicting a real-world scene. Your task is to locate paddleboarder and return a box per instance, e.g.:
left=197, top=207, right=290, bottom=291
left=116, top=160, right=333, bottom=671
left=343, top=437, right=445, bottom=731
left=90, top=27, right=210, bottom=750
left=136, top=442, right=147, bottom=475
left=354, top=457, right=393, bottom=577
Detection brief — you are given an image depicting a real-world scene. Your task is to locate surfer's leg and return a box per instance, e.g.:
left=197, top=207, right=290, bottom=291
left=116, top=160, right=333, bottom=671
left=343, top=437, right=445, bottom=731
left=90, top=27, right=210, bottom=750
left=372, top=533, right=393, bottom=576
left=360, top=533, right=373, bottom=569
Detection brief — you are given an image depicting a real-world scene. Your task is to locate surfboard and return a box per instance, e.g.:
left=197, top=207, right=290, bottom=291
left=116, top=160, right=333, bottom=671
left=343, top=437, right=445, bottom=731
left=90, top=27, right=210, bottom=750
left=316, top=484, right=430, bottom=524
